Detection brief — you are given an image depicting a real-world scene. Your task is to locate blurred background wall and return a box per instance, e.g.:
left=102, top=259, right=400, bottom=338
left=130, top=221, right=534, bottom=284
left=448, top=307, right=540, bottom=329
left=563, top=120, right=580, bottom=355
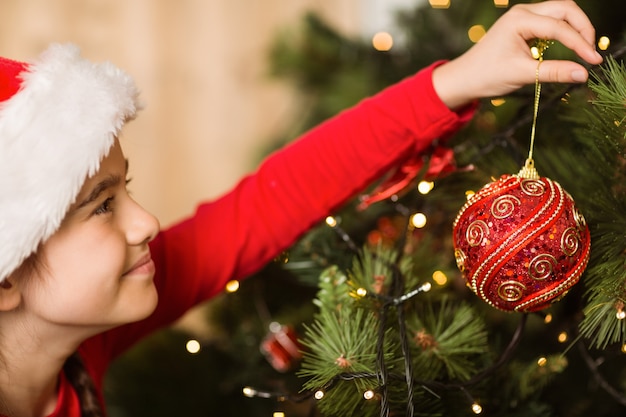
left=0, top=0, right=413, bottom=227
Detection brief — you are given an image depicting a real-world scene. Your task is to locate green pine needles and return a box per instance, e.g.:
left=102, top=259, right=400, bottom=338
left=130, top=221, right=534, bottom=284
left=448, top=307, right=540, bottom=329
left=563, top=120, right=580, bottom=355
left=407, top=299, right=488, bottom=382
left=298, top=246, right=489, bottom=416
left=577, top=56, right=626, bottom=349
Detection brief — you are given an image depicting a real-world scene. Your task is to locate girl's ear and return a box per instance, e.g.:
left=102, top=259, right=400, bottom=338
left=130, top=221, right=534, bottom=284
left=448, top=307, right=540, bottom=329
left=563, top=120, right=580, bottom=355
left=0, top=279, right=21, bottom=311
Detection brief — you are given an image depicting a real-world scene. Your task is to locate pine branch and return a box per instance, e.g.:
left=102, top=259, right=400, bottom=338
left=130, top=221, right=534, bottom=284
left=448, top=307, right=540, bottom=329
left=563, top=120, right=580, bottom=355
left=407, top=298, right=489, bottom=381
left=298, top=308, right=386, bottom=391
left=575, top=56, right=626, bottom=348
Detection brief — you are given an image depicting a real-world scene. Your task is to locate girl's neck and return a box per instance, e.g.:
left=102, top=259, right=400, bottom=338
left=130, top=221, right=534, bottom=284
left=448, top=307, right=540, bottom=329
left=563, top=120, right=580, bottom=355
left=0, top=316, right=85, bottom=417
left=0, top=370, right=60, bottom=417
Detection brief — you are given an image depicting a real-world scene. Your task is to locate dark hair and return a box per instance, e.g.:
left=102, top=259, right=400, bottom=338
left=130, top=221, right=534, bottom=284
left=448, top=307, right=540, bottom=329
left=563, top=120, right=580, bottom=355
left=63, top=352, right=104, bottom=416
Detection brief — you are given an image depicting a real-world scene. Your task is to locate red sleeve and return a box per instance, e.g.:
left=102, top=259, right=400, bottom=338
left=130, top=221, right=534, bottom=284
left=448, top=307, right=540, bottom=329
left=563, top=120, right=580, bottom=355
left=92, top=62, right=475, bottom=361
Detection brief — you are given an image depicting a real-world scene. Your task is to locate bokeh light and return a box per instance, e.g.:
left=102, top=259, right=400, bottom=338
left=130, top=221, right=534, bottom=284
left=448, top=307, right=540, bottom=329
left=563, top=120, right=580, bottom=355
left=429, top=0, right=450, bottom=8
left=372, top=31, right=393, bottom=51
left=468, top=25, right=486, bottom=43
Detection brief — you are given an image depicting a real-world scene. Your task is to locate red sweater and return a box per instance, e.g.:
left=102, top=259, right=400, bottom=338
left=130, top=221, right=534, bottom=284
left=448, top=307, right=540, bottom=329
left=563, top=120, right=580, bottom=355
left=47, top=63, right=474, bottom=415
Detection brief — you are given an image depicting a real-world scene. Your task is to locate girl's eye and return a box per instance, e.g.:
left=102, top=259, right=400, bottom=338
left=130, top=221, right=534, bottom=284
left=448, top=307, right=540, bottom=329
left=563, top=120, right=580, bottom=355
left=94, top=197, right=114, bottom=216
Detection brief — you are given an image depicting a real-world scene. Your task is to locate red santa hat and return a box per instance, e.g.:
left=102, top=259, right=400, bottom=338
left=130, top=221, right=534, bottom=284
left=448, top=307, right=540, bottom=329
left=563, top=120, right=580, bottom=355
left=0, top=43, right=142, bottom=281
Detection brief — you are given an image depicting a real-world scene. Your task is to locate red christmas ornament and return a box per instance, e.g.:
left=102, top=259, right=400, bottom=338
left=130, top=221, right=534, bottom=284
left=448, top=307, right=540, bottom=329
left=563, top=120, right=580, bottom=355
left=452, top=162, right=590, bottom=312
left=260, top=323, right=303, bottom=372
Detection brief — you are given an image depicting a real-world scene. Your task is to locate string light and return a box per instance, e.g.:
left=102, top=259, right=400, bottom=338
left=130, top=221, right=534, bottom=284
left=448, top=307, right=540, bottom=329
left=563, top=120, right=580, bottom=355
left=417, top=180, right=434, bottom=194
left=616, top=301, right=625, bottom=319
left=363, top=390, right=375, bottom=400
left=411, top=212, right=427, bottom=228
left=493, top=0, right=509, bottom=7
left=465, top=190, right=475, bottom=200
left=598, top=36, right=610, bottom=51
left=314, top=390, right=325, bottom=400
left=460, top=387, right=483, bottom=415
left=242, top=386, right=276, bottom=399
left=273, top=412, right=285, bottom=417
left=557, top=332, right=568, bottom=343
left=225, top=280, right=240, bottom=293
left=357, top=282, right=432, bottom=305
left=490, top=98, right=506, bottom=107
left=242, top=387, right=257, bottom=398
left=392, top=282, right=432, bottom=305
left=325, top=216, right=338, bottom=227
left=372, top=32, right=393, bottom=51
left=185, top=339, right=201, bottom=354
left=537, top=357, right=548, bottom=367
left=622, top=344, right=626, bottom=354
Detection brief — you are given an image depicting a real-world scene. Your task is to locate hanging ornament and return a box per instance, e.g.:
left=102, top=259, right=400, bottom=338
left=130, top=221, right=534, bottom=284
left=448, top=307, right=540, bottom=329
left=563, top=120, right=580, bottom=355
left=260, top=322, right=303, bottom=372
left=452, top=41, right=591, bottom=313
left=452, top=162, right=590, bottom=312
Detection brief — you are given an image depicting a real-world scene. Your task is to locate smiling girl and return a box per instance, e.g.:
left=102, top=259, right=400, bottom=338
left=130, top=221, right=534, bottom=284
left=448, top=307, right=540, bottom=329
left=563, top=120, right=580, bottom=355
left=0, top=1, right=603, bottom=416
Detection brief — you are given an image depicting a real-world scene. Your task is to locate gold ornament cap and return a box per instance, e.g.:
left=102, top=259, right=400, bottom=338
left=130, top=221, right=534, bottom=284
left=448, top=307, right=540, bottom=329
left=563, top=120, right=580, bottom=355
left=517, top=158, right=539, bottom=180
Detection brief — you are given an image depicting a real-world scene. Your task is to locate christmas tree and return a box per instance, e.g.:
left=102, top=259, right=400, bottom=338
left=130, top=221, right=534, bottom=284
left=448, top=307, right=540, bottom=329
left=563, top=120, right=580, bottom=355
left=104, top=1, right=626, bottom=416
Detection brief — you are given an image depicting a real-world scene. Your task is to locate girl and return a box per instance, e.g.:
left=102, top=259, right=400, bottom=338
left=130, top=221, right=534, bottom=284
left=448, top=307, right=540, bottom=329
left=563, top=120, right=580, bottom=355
left=0, top=1, right=603, bottom=416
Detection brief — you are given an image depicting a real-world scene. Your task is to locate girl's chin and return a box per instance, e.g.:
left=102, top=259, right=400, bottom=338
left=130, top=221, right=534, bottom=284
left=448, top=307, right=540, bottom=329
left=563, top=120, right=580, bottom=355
left=117, top=284, right=159, bottom=325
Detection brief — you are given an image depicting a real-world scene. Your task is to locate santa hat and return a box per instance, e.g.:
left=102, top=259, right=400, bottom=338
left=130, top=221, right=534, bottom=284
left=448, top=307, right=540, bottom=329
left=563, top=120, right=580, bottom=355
left=0, top=43, right=142, bottom=281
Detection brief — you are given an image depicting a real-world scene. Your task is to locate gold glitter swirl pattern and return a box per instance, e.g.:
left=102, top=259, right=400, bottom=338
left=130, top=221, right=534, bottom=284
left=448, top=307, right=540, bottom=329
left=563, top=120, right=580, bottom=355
left=465, top=220, right=489, bottom=247
left=454, top=249, right=466, bottom=272
left=572, top=206, right=587, bottom=230
left=520, top=179, right=546, bottom=196
left=491, top=195, right=521, bottom=219
left=497, top=280, right=526, bottom=302
left=561, top=227, right=580, bottom=256
left=452, top=175, right=519, bottom=228
left=473, top=179, right=560, bottom=307
left=528, top=254, right=557, bottom=280
left=515, top=246, right=590, bottom=312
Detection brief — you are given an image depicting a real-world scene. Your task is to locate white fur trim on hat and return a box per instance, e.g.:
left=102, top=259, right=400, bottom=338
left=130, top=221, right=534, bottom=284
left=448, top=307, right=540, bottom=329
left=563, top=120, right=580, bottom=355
left=0, top=43, right=142, bottom=280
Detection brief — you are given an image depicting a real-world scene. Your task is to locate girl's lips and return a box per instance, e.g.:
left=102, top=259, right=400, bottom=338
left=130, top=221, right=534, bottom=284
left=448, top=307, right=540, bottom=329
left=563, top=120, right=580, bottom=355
left=123, top=253, right=155, bottom=276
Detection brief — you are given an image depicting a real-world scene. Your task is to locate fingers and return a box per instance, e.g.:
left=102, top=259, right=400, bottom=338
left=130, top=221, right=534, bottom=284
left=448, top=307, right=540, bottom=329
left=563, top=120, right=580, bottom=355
left=515, top=0, right=596, bottom=45
left=512, top=1, right=603, bottom=66
left=538, top=60, right=590, bottom=83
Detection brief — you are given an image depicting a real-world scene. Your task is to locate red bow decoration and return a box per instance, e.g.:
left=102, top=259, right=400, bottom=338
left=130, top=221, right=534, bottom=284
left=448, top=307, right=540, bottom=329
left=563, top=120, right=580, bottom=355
left=357, top=146, right=469, bottom=210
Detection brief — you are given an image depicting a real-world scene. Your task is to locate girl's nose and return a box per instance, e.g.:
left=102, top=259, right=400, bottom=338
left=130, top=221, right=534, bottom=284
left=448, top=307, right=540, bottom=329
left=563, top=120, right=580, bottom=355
left=124, top=197, right=160, bottom=246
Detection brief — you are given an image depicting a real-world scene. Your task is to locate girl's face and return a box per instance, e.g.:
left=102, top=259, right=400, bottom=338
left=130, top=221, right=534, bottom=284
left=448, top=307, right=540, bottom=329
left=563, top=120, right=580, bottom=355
left=18, top=139, right=160, bottom=333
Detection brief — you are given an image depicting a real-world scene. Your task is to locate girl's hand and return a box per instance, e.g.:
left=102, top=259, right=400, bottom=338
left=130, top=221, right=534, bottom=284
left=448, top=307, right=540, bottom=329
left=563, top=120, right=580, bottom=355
left=432, top=0, right=604, bottom=110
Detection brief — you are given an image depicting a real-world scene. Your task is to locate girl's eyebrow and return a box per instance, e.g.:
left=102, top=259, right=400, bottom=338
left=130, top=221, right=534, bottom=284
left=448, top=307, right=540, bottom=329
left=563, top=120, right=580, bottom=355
left=76, top=159, right=129, bottom=209
left=76, top=174, right=122, bottom=209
